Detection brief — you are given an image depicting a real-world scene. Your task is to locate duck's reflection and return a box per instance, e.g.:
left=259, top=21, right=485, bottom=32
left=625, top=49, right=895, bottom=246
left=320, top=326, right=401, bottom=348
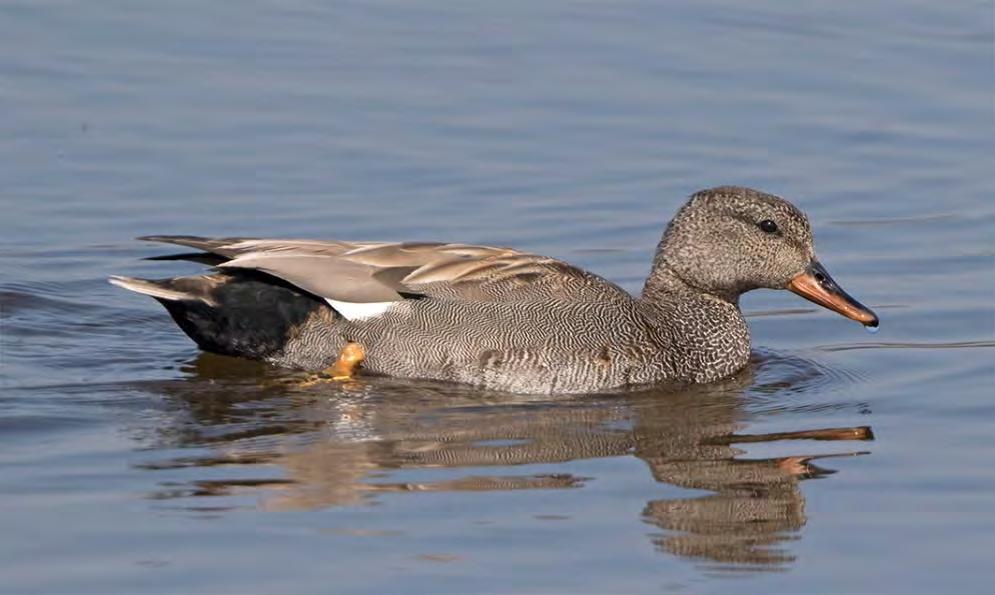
left=138, top=351, right=872, bottom=572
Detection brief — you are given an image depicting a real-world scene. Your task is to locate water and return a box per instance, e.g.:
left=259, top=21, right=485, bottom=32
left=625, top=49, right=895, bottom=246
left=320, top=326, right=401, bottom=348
left=1, top=1, right=993, bottom=593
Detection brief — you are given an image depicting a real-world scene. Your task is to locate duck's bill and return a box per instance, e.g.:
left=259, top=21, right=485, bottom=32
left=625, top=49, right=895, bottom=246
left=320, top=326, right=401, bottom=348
left=788, top=261, right=879, bottom=327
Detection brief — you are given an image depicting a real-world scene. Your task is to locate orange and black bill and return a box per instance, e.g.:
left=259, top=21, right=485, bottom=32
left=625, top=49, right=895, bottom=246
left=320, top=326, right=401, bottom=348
left=788, top=261, right=878, bottom=327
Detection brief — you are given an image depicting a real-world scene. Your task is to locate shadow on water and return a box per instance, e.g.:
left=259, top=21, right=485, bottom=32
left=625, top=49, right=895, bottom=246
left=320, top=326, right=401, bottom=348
left=130, top=349, right=873, bottom=573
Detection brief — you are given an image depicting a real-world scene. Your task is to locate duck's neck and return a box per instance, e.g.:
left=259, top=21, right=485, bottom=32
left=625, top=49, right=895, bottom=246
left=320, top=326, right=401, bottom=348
left=637, top=259, right=751, bottom=383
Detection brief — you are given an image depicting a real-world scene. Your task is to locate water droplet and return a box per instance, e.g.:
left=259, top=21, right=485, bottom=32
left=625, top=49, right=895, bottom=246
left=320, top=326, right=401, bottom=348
left=865, top=324, right=880, bottom=334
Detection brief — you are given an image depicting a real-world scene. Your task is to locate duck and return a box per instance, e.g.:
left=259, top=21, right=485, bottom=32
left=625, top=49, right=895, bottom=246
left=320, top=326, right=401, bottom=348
left=110, top=186, right=877, bottom=394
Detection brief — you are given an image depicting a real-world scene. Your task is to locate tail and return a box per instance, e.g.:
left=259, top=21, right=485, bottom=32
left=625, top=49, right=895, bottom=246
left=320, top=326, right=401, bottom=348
left=109, top=275, right=219, bottom=305
left=109, top=272, right=340, bottom=368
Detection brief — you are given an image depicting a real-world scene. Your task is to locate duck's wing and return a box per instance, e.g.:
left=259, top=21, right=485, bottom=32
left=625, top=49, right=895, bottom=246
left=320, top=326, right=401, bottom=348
left=138, top=236, right=633, bottom=309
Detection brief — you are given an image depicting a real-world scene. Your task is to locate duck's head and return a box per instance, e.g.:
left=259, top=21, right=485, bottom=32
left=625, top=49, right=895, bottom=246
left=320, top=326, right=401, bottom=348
left=655, top=186, right=878, bottom=328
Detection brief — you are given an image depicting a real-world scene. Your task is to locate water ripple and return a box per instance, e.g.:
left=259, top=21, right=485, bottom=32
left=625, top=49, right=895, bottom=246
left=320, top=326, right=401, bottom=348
left=817, top=340, right=995, bottom=352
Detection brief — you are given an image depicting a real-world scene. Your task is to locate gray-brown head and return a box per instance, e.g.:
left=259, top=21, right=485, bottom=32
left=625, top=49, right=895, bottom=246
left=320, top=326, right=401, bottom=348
left=648, top=186, right=878, bottom=327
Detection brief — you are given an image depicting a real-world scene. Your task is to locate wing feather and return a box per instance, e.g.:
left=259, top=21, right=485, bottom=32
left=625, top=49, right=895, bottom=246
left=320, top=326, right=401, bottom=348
left=138, top=236, right=631, bottom=306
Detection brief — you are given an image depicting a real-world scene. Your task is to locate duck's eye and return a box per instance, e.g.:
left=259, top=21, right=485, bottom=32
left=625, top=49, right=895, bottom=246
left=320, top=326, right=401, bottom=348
left=759, top=219, right=778, bottom=234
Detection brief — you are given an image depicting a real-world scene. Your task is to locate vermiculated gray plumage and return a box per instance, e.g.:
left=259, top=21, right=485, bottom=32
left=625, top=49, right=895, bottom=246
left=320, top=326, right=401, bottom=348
left=111, top=186, right=876, bottom=394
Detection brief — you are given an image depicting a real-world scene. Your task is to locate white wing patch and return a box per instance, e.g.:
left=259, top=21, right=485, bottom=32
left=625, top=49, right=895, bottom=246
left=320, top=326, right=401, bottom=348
left=325, top=299, right=396, bottom=321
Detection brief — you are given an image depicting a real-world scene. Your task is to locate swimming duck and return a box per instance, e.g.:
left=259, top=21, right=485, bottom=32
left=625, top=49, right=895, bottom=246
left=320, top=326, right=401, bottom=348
left=110, top=186, right=877, bottom=393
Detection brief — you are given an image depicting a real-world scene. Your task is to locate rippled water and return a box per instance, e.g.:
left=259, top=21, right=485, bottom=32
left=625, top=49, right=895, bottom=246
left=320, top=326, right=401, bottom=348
left=2, top=1, right=993, bottom=593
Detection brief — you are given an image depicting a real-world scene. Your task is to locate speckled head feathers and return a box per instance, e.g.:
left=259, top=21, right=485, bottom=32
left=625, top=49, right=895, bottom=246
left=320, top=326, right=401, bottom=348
left=652, top=186, right=816, bottom=300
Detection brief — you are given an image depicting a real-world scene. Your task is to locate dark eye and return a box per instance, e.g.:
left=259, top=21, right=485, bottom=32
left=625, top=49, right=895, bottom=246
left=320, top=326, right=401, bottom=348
left=759, top=219, right=778, bottom=234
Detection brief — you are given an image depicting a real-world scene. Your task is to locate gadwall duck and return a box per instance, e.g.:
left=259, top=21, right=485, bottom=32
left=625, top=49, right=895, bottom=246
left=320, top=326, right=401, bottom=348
left=111, top=186, right=877, bottom=393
